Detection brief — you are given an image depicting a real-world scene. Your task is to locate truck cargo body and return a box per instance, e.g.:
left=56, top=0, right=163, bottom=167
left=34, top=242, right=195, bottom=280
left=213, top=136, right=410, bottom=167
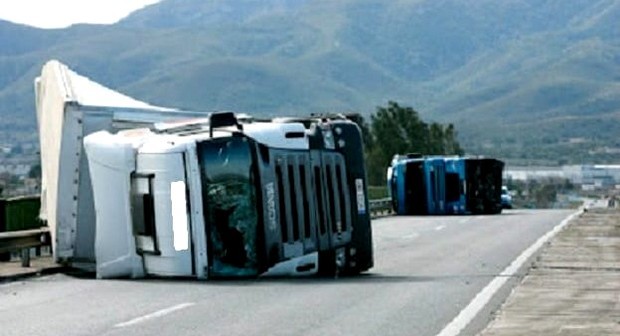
left=388, top=155, right=503, bottom=215
left=35, top=60, right=206, bottom=268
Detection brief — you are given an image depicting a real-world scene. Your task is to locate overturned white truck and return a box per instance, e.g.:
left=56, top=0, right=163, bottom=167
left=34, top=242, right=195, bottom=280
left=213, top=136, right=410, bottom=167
left=36, top=60, right=373, bottom=279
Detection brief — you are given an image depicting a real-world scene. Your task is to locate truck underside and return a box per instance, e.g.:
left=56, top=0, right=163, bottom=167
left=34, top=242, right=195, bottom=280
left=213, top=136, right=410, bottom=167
left=465, top=159, right=504, bottom=215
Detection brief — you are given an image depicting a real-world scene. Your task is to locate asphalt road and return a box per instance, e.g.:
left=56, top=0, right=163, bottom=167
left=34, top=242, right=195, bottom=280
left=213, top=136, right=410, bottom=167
left=0, top=209, right=573, bottom=336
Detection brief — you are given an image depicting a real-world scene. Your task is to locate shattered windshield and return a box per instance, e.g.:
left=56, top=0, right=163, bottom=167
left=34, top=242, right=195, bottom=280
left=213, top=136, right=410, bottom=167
left=197, top=136, right=258, bottom=277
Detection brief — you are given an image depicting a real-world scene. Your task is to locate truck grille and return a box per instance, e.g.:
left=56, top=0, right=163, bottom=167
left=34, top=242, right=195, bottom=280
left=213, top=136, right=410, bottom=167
left=274, top=152, right=351, bottom=250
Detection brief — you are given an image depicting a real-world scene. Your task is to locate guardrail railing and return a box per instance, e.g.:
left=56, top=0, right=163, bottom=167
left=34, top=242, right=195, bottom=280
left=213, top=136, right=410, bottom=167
left=0, top=197, right=392, bottom=268
left=0, top=228, right=51, bottom=267
left=369, top=197, right=393, bottom=217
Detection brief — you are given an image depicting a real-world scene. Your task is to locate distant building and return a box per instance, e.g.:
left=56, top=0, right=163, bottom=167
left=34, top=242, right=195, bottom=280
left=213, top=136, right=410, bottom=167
left=0, top=156, right=37, bottom=177
left=0, top=163, right=30, bottom=176
left=505, top=165, right=620, bottom=191
left=504, top=166, right=565, bottom=181
left=579, top=165, right=620, bottom=190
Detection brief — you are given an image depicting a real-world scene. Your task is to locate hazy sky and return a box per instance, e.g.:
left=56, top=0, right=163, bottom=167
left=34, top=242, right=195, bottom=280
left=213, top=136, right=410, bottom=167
left=0, top=0, right=161, bottom=29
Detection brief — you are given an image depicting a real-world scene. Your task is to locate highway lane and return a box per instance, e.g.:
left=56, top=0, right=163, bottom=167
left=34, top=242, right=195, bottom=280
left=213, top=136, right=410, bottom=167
left=0, top=209, right=573, bottom=336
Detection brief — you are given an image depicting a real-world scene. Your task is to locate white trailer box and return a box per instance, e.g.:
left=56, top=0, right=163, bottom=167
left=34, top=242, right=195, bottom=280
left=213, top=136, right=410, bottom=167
left=35, top=60, right=204, bottom=269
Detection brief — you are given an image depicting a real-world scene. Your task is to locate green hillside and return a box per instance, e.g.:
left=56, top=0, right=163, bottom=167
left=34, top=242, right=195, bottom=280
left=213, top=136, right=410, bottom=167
left=0, top=0, right=618, bottom=164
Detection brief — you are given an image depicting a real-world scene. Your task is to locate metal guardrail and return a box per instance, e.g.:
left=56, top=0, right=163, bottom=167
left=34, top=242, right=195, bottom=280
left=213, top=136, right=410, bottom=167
left=369, top=197, right=393, bottom=217
left=0, top=199, right=391, bottom=268
left=0, top=228, right=50, bottom=267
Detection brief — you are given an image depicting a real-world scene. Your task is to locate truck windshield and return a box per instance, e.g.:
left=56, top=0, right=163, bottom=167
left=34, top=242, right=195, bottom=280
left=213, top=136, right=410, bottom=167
left=197, top=136, right=258, bottom=277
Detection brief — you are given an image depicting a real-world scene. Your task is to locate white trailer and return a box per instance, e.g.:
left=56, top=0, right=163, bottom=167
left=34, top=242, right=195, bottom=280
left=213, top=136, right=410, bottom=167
left=36, top=60, right=205, bottom=269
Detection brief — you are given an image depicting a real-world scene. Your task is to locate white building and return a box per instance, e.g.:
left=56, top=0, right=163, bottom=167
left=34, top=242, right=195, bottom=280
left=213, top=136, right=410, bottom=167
left=505, top=165, right=620, bottom=190
left=504, top=166, right=565, bottom=181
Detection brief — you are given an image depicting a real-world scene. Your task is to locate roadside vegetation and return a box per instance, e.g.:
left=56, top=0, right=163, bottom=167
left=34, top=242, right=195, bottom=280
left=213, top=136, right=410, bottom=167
left=505, top=178, right=581, bottom=209
left=352, top=101, right=464, bottom=186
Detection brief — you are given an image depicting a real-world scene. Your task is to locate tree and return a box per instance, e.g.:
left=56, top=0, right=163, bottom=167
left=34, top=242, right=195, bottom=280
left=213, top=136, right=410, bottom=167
left=427, top=123, right=445, bottom=154
left=365, top=101, right=464, bottom=185
left=443, top=124, right=464, bottom=155
left=367, top=102, right=423, bottom=183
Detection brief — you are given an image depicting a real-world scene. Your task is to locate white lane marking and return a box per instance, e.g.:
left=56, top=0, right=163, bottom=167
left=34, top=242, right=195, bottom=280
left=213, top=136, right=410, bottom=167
left=458, top=218, right=470, bottom=224
left=115, top=302, right=195, bottom=328
left=435, top=225, right=446, bottom=231
left=403, top=232, right=420, bottom=239
left=436, top=210, right=582, bottom=336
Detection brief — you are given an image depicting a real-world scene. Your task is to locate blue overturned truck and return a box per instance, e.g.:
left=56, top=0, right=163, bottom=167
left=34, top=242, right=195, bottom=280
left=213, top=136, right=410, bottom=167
left=387, top=155, right=504, bottom=215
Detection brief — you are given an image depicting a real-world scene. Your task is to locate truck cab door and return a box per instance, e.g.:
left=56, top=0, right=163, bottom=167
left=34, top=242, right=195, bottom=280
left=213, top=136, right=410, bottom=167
left=427, top=160, right=446, bottom=214
left=134, top=152, right=193, bottom=277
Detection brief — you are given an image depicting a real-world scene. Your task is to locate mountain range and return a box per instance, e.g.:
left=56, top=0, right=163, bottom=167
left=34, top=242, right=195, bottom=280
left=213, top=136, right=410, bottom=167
left=1, top=0, right=619, bottom=164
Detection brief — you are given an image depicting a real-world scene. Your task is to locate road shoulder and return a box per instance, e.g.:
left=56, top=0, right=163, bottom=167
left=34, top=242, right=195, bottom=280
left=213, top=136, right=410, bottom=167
left=0, top=256, right=65, bottom=283
left=479, top=208, right=620, bottom=335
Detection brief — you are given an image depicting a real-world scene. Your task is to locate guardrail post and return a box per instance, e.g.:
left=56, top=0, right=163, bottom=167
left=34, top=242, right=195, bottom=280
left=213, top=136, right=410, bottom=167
left=369, top=197, right=393, bottom=218
left=21, top=248, right=31, bottom=267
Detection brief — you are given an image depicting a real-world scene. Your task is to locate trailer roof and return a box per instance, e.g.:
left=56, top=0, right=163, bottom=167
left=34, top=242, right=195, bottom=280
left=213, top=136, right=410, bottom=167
left=37, top=60, right=173, bottom=111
